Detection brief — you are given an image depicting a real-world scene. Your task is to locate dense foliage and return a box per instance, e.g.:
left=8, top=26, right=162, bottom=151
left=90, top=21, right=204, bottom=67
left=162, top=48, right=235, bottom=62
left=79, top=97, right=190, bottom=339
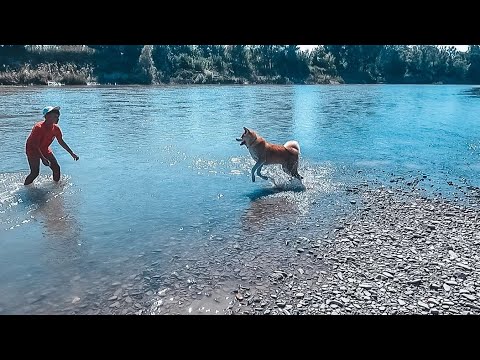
left=1, top=45, right=478, bottom=85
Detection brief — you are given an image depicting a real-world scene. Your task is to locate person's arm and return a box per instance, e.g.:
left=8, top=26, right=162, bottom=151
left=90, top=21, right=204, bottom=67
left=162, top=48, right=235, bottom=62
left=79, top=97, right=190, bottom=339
left=37, top=147, right=51, bottom=166
left=56, top=130, right=79, bottom=160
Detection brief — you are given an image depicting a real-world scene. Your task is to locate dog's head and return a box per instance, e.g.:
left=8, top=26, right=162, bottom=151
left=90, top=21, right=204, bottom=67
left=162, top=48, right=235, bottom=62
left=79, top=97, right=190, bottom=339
left=236, top=127, right=256, bottom=146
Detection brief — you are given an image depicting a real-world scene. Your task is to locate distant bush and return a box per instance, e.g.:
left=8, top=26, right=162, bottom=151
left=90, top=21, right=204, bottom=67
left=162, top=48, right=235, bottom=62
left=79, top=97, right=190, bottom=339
left=0, top=71, right=17, bottom=85
left=59, top=73, right=88, bottom=85
left=15, top=65, right=49, bottom=85
left=1, top=45, right=478, bottom=85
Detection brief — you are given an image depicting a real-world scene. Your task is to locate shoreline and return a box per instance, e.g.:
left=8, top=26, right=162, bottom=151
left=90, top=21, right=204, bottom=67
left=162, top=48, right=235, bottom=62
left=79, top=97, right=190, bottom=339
left=2, top=178, right=479, bottom=315
left=218, top=185, right=480, bottom=315
left=143, top=181, right=480, bottom=315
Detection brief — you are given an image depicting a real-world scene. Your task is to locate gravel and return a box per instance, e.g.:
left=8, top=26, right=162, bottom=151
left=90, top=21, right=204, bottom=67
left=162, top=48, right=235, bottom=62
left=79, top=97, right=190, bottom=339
left=221, top=185, right=480, bottom=315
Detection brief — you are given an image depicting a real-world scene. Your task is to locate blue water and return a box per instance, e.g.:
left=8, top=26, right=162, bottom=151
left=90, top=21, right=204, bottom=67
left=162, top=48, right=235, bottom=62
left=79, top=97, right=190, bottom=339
left=1, top=84, right=479, bottom=314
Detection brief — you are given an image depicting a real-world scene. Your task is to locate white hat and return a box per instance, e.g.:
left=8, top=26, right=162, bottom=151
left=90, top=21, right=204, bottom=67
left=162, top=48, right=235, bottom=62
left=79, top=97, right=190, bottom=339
left=43, top=106, right=61, bottom=116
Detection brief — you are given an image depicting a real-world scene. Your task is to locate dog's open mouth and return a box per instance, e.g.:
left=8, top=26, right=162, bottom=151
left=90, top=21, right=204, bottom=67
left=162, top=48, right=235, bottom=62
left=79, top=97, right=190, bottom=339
left=236, top=138, right=245, bottom=146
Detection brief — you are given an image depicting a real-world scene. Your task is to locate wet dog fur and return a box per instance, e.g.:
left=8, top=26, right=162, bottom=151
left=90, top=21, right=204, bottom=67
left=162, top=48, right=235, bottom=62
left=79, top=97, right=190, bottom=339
left=236, top=127, right=303, bottom=182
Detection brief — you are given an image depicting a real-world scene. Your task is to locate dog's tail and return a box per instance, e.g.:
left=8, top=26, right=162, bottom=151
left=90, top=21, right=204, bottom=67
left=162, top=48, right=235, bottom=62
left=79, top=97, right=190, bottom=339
left=284, top=140, right=300, bottom=155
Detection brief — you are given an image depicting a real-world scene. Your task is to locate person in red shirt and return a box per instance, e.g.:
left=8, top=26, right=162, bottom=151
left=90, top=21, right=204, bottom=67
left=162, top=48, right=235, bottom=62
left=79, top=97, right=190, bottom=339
left=24, top=106, right=79, bottom=185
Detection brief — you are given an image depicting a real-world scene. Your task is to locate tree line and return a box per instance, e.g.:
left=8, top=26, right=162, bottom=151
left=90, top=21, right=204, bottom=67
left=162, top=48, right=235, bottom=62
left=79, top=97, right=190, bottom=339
left=1, top=45, right=479, bottom=85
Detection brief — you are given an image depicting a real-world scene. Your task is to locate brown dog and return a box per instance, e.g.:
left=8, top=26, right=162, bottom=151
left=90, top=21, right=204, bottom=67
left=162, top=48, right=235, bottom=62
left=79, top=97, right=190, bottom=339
left=236, top=127, right=303, bottom=182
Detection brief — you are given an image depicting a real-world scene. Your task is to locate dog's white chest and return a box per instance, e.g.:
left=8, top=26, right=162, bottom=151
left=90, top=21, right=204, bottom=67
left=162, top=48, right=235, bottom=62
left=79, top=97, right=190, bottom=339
left=248, top=148, right=259, bottom=161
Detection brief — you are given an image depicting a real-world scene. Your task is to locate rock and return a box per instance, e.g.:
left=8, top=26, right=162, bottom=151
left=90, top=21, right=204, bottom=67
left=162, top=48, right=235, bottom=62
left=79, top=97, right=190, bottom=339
left=448, top=250, right=458, bottom=260
left=454, top=272, right=468, bottom=280
left=430, top=283, right=441, bottom=290
left=418, top=301, right=430, bottom=310
left=109, top=301, right=120, bottom=308
left=461, top=294, right=476, bottom=301
left=271, top=273, right=284, bottom=281
left=359, top=283, right=373, bottom=289
left=329, top=300, right=343, bottom=307
left=427, top=298, right=439, bottom=306
left=456, top=263, right=473, bottom=271
left=408, top=279, right=422, bottom=285
left=465, top=303, right=480, bottom=311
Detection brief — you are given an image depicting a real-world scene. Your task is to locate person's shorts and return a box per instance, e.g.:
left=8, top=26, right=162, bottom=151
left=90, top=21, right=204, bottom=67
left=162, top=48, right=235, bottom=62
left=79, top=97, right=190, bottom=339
left=26, top=147, right=53, bottom=159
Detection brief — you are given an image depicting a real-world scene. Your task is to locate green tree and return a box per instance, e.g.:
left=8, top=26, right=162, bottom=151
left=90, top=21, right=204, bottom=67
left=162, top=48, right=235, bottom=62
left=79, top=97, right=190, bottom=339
left=137, top=45, right=159, bottom=84
left=152, top=45, right=174, bottom=82
left=377, top=45, right=408, bottom=82
left=467, top=45, right=480, bottom=84
left=226, top=45, right=252, bottom=81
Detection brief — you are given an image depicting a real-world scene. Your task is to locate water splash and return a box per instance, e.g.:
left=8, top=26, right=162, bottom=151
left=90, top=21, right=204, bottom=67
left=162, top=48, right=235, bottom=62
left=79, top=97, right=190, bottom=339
left=0, top=173, right=72, bottom=231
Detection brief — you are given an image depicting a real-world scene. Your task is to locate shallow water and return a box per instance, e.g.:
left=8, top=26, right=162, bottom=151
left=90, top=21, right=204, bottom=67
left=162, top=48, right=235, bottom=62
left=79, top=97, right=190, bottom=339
left=1, top=84, right=479, bottom=314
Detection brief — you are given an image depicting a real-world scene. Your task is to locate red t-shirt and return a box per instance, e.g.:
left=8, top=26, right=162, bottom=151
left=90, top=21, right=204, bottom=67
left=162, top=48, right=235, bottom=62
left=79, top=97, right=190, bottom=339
left=25, top=121, right=62, bottom=156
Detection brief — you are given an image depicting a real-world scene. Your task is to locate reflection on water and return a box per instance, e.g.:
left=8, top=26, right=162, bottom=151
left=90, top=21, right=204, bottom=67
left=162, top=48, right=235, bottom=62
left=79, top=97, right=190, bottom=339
left=241, top=163, right=341, bottom=236
left=26, top=184, right=83, bottom=266
left=461, top=87, right=480, bottom=97
left=2, top=176, right=83, bottom=265
left=242, top=194, right=299, bottom=234
left=25, top=184, right=78, bottom=238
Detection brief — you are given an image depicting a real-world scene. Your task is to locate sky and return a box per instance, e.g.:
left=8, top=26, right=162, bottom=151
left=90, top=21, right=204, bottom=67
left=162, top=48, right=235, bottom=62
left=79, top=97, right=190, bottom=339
left=299, top=45, right=469, bottom=52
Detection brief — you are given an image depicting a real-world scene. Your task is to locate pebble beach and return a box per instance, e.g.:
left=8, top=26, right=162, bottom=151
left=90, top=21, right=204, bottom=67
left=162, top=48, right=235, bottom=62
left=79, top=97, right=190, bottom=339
left=142, top=178, right=480, bottom=315
left=15, top=176, right=480, bottom=315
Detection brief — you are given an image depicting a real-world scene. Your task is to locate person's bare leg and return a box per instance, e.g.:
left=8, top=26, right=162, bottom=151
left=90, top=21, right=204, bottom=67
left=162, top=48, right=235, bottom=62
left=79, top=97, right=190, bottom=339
left=46, top=153, right=61, bottom=182
left=24, top=155, right=40, bottom=185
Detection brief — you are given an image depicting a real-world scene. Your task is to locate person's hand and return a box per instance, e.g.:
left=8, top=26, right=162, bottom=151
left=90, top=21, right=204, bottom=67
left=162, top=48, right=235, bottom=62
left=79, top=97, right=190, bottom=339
left=42, top=158, right=50, bottom=167
left=72, top=153, right=79, bottom=161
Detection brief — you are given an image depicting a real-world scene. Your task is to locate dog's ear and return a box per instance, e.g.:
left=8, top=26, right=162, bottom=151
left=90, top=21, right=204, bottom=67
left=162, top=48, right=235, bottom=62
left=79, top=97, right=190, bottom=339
left=243, top=127, right=250, bottom=133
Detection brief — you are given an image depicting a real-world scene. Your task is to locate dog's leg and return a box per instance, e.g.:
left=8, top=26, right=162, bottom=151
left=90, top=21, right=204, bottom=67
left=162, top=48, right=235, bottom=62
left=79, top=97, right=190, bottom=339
left=282, top=164, right=292, bottom=177
left=292, top=160, right=303, bottom=180
left=285, top=162, right=303, bottom=180
left=256, top=163, right=268, bottom=180
left=251, top=161, right=264, bottom=182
